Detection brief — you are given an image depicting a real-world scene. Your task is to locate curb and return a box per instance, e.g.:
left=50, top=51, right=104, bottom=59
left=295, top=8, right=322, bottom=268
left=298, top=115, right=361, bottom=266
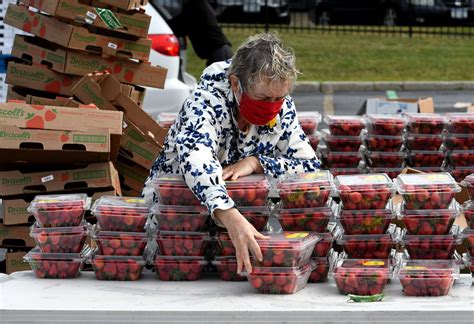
left=294, top=81, right=474, bottom=93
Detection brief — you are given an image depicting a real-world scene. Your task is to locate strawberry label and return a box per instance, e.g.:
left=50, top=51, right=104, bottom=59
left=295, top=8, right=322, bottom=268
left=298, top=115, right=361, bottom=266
left=285, top=232, right=309, bottom=239
left=362, top=261, right=385, bottom=266
left=125, top=198, right=145, bottom=204
left=95, top=8, right=123, bottom=30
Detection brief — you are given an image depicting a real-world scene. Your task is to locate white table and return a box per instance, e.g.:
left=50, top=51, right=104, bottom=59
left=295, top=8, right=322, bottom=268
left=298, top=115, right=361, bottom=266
left=0, top=271, right=472, bottom=323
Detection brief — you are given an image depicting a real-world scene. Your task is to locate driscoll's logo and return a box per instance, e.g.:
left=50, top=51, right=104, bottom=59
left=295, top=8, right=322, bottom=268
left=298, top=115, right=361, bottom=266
left=0, top=108, right=25, bottom=118
left=8, top=8, right=27, bottom=22
left=70, top=56, right=101, bottom=69
left=10, top=66, right=45, bottom=81
left=0, top=130, right=31, bottom=139
left=8, top=206, right=28, bottom=215
left=2, top=176, right=31, bottom=185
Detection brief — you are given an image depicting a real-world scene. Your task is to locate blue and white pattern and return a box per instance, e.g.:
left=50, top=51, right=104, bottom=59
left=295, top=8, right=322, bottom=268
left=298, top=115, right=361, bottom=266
left=143, top=60, right=321, bottom=215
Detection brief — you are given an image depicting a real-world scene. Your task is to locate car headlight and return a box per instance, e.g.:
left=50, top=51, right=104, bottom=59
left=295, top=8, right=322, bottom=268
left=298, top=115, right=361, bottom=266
left=411, top=0, right=435, bottom=6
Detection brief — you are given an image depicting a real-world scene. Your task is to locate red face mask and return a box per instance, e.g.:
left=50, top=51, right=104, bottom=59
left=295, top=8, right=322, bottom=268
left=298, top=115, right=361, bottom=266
left=238, top=92, right=284, bottom=126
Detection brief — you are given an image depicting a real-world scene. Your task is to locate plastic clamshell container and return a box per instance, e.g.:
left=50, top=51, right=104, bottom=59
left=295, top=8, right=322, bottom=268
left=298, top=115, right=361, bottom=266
left=406, top=134, right=444, bottom=151
left=337, top=225, right=398, bottom=259
left=239, top=206, right=270, bottom=231
left=395, top=173, right=461, bottom=210
left=312, top=231, right=336, bottom=257
left=365, top=151, right=405, bottom=168
left=151, top=174, right=201, bottom=206
left=276, top=202, right=333, bottom=232
left=248, top=263, right=313, bottom=294
left=217, top=232, right=235, bottom=256
left=276, top=171, right=334, bottom=209
left=398, top=200, right=460, bottom=235
left=320, top=150, right=363, bottom=168
left=308, top=256, right=331, bottom=283
left=462, top=228, right=474, bottom=257
left=324, top=115, right=365, bottom=136
left=329, top=167, right=365, bottom=177
left=368, top=167, right=404, bottom=180
left=363, top=134, right=404, bottom=152
left=157, top=231, right=209, bottom=256
left=94, top=231, right=148, bottom=256
left=443, top=133, right=474, bottom=150
left=398, top=260, right=460, bottom=296
left=333, top=259, right=392, bottom=295
left=91, top=255, right=145, bottom=281
left=407, top=150, right=446, bottom=168
left=154, top=255, right=207, bottom=281
left=446, top=113, right=474, bottom=134
left=448, top=150, right=474, bottom=168
left=212, top=256, right=247, bottom=281
left=298, top=111, right=321, bottom=135
left=462, top=174, right=474, bottom=200
left=28, top=193, right=90, bottom=227
left=153, top=205, right=209, bottom=232
left=462, top=201, right=474, bottom=230
left=92, top=196, right=151, bottom=232
left=256, top=232, right=320, bottom=267
left=336, top=202, right=395, bottom=235
left=406, top=113, right=446, bottom=134
left=307, top=133, right=320, bottom=150
left=156, top=112, right=178, bottom=128
left=226, top=175, right=270, bottom=206
left=450, top=166, right=474, bottom=182
left=323, top=131, right=362, bottom=152
left=30, top=224, right=88, bottom=254
left=364, top=114, right=406, bottom=136
left=401, top=227, right=461, bottom=259
left=24, top=248, right=84, bottom=279
left=335, top=173, right=395, bottom=210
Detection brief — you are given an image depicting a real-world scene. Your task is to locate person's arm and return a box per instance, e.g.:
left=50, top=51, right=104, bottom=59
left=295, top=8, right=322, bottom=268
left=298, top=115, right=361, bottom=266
left=257, top=97, right=321, bottom=178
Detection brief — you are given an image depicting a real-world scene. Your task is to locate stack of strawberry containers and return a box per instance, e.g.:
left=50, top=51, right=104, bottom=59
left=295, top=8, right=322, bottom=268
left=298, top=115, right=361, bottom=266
left=319, top=116, right=365, bottom=176
left=395, top=173, right=464, bottom=296
left=273, top=171, right=337, bottom=287
left=333, top=173, right=398, bottom=296
left=298, top=111, right=322, bottom=151
left=444, top=113, right=474, bottom=181
left=461, top=174, right=474, bottom=279
left=363, top=114, right=407, bottom=179
left=89, top=196, right=151, bottom=281
left=152, top=174, right=271, bottom=281
left=24, top=194, right=91, bottom=279
left=405, top=113, right=447, bottom=173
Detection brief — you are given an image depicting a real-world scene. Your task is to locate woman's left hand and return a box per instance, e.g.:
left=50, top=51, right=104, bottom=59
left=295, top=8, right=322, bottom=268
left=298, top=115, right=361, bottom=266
left=222, top=156, right=263, bottom=181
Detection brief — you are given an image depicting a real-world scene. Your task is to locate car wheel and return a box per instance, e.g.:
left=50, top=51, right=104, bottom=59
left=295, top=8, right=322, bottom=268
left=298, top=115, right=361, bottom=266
left=317, top=10, right=331, bottom=26
left=383, top=7, right=397, bottom=26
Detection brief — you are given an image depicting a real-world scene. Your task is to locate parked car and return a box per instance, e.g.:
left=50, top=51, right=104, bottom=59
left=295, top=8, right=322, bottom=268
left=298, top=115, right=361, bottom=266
left=209, top=0, right=291, bottom=24
left=310, top=0, right=472, bottom=26
left=142, top=2, right=195, bottom=118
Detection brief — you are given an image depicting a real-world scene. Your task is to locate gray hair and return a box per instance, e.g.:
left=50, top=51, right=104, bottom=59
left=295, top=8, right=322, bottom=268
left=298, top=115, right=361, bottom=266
left=228, top=32, right=298, bottom=91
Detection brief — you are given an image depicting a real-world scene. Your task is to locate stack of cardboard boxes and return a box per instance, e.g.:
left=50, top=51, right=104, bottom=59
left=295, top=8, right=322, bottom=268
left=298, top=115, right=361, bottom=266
left=0, top=0, right=169, bottom=273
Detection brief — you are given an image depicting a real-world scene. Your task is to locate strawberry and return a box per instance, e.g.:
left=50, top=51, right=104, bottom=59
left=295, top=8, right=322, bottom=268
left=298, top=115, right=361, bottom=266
left=154, top=256, right=205, bottom=281
left=96, top=232, right=147, bottom=256
left=23, top=21, right=32, bottom=33
left=44, top=109, right=57, bottom=122
left=44, top=80, right=61, bottom=94
left=248, top=264, right=311, bottom=294
left=124, top=71, right=134, bottom=83
left=308, top=257, right=330, bottom=283
left=92, top=256, right=144, bottom=281
left=25, top=115, right=45, bottom=129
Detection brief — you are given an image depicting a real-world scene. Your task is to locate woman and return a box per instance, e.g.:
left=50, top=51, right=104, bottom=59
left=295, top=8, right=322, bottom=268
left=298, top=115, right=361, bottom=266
left=144, top=33, right=321, bottom=274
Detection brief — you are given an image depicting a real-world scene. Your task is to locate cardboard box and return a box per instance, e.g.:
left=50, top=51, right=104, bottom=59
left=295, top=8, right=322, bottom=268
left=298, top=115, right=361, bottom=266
left=72, top=73, right=168, bottom=148
left=93, top=0, right=148, bottom=11
left=116, top=155, right=148, bottom=193
left=12, top=35, right=166, bottom=88
left=5, top=4, right=151, bottom=61
left=6, top=250, right=30, bottom=274
left=6, top=62, right=81, bottom=97
left=6, top=86, right=26, bottom=101
left=0, top=162, right=121, bottom=198
left=121, top=120, right=161, bottom=170
left=0, top=100, right=123, bottom=159
left=26, top=0, right=151, bottom=38
left=25, top=95, right=85, bottom=108
left=0, top=225, right=35, bottom=248
left=0, top=125, right=111, bottom=169
left=358, top=97, right=434, bottom=115
left=120, top=187, right=142, bottom=197
left=7, top=86, right=83, bottom=107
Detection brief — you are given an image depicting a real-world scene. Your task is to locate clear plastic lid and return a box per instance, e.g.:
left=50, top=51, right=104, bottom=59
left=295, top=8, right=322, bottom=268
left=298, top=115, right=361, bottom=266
left=249, top=262, right=313, bottom=276
left=337, top=200, right=394, bottom=218
left=324, top=115, right=364, bottom=125
left=29, top=194, right=90, bottom=210
left=94, top=230, right=148, bottom=239
left=156, top=112, right=178, bottom=123
left=398, top=259, right=460, bottom=278
left=368, top=167, right=404, bottom=178
left=154, top=255, right=207, bottom=263
left=338, top=224, right=399, bottom=242
left=366, top=150, right=405, bottom=158
left=91, top=196, right=151, bottom=214
left=446, top=113, right=474, bottom=124
left=406, top=113, right=446, bottom=124
left=225, top=175, right=269, bottom=189
left=257, top=231, right=319, bottom=250
left=329, top=167, right=365, bottom=177
left=401, top=226, right=462, bottom=243
left=398, top=199, right=460, bottom=218
left=335, top=173, right=394, bottom=191
left=30, top=224, right=88, bottom=237
left=319, top=150, right=363, bottom=158
left=322, top=131, right=362, bottom=142
left=158, top=230, right=209, bottom=239
left=298, top=111, right=322, bottom=122
left=463, top=173, right=474, bottom=186
left=152, top=204, right=208, bottom=215
left=277, top=199, right=333, bottom=217
left=277, top=171, right=334, bottom=190
left=334, top=258, right=392, bottom=274
left=395, top=172, right=461, bottom=193
left=365, top=114, right=406, bottom=124
left=238, top=206, right=271, bottom=214
left=25, top=248, right=84, bottom=262
left=151, top=174, right=188, bottom=188
left=91, top=254, right=146, bottom=265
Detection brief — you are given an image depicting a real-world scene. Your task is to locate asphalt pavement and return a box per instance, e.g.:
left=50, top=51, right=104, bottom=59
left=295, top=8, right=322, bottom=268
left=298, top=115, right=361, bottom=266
left=292, top=90, right=473, bottom=115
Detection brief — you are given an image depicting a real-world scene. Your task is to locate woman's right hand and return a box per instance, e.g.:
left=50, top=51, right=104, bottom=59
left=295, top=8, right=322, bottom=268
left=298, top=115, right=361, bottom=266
left=214, top=208, right=269, bottom=274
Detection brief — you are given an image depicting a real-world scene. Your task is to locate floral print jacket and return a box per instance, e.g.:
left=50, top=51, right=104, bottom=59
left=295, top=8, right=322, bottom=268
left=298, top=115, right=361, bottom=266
left=144, top=60, right=321, bottom=215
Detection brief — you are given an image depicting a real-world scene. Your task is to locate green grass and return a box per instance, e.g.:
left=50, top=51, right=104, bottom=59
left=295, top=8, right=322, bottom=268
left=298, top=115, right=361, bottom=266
left=186, top=28, right=474, bottom=81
